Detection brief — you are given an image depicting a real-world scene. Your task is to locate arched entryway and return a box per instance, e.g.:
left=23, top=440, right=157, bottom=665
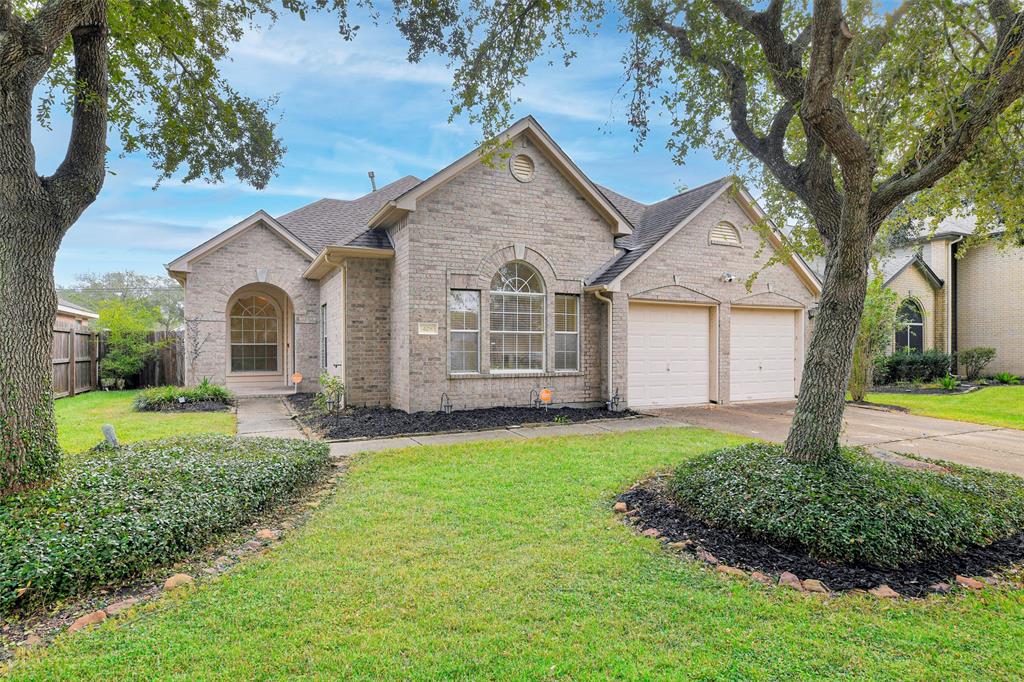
left=225, top=283, right=295, bottom=393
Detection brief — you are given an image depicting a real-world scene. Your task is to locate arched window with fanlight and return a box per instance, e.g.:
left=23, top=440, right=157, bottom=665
left=894, top=298, right=924, bottom=352
left=230, top=294, right=280, bottom=372
left=489, top=261, right=545, bottom=371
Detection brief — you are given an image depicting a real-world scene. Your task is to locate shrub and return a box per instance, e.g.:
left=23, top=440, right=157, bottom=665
left=314, top=373, right=346, bottom=414
left=993, top=372, right=1021, bottom=385
left=133, top=379, right=233, bottom=411
left=938, top=374, right=960, bottom=391
left=849, top=275, right=901, bottom=401
left=957, top=347, right=997, bottom=380
left=873, top=348, right=951, bottom=384
left=98, top=299, right=163, bottom=388
left=670, top=443, right=1024, bottom=569
left=0, top=435, right=330, bottom=614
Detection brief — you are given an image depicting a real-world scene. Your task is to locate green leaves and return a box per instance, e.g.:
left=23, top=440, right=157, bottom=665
left=671, top=442, right=1024, bottom=568
left=0, top=435, right=330, bottom=615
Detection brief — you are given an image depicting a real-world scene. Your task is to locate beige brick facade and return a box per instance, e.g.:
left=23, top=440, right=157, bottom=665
left=619, top=192, right=818, bottom=404
left=956, top=241, right=1024, bottom=375
left=181, top=221, right=321, bottom=392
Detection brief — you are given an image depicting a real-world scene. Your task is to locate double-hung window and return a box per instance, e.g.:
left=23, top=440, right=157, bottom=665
left=449, top=290, right=480, bottom=373
left=554, top=294, right=580, bottom=371
left=489, top=262, right=545, bottom=371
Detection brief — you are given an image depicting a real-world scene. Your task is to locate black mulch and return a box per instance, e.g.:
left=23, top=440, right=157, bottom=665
left=288, top=393, right=634, bottom=440
left=869, top=383, right=983, bottom=395
left=139, top=400, right=232, bottom=413
left=619, top=477, right=1024, bottom=597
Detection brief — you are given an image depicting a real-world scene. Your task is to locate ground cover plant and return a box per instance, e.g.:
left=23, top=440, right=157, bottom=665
left=865, top=386, right=1024, bottom=430
left=289, top=393, right=633, bottom=440
left=55, top=391, right=235, bottom=454
left=0, top=436, right=330, bottom=616
left=132, top=379, right=233, bottom=412
left=671, top=443, right=1024, bottom=569
left=8, top=427, right=1024, bottom=680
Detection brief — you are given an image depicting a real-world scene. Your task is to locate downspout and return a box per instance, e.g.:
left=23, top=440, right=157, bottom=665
left=593, top=288, right=615, bottom=408
left=324, top=250, right=346, bottom=405
left=946, top=235, right=964, bottom=362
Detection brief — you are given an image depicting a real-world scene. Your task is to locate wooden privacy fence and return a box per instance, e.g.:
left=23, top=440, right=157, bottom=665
left=53, top=327, right=184, bottom=398
left=52, top=323, right=98, bottom=398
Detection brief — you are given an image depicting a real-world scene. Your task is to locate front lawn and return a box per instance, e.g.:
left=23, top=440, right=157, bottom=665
left=55, top=390, right=236, bottom=454
left=865, top=385, right=1024, bottom=430
left=10, top=428, right=1024, bottom=680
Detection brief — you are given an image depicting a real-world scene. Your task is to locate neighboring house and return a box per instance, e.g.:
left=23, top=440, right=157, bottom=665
left=879, top=216, right=1024, bottom=376
left=55, top=298, right=98, bottom=327
left=168, top=116, right=821, bottom=410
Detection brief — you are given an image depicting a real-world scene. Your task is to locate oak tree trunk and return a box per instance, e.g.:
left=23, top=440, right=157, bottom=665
left=0, top=208, right=65, bottom=493
left=785, top=186, right=873, bottom=462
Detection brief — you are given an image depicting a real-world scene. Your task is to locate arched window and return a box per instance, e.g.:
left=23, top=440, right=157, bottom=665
left=230, top=294, right=280, bottom=372
left=709, top=221, right=742, bottom=246
left=490, top=261, right=545, bottom=371
left=895, top=298, right=924, bottom=353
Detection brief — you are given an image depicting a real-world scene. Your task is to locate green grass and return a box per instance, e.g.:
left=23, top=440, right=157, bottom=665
left=55, top=391, right=236, bottom=455
left=9, top=427, right=1024, bottom=680
left=865, top=385, right=1024, bottom=430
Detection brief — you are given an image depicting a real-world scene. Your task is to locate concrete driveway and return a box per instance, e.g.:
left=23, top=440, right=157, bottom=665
left=655, top=401, right=1024, bottom=476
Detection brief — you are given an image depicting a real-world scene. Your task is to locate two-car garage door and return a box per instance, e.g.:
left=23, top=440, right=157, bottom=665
left=628, top=302, right=798, bottom=408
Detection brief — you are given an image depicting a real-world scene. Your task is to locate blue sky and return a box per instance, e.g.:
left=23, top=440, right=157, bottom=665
left=46, top=8, right=731, bottom=285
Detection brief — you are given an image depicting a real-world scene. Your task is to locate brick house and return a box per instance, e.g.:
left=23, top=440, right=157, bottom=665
left=167, top=117, right=822, bottom=410
left=879, top=217, right=1024, bottom=376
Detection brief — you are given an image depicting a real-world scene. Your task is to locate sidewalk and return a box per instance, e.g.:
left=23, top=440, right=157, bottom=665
left=235, top=397, right=307, bottom=439
left=326, top=415, right=687, bottom=458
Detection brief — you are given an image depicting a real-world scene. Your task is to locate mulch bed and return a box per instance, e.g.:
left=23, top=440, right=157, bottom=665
left=618, top=476, right=1024, bottom=597
left=288, top=393, right=634, bottom=441
left=870, top=383, right=983, bottom=395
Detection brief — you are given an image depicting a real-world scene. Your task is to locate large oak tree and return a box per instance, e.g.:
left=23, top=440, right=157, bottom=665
left=0, top=0, right=358, bottom=493
left=388, top=0, right=1024, bottom=461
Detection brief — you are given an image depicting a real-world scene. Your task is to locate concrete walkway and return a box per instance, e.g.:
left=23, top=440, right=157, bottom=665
left=235, top=397, right=307, bottom=439
left=326, top=415, right=685, bottom=458
left=656, top=401, right=1024, bottom=476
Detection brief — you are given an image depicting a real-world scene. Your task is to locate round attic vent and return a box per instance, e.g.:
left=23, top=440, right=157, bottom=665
left=510, top=154, right=535, bottom=183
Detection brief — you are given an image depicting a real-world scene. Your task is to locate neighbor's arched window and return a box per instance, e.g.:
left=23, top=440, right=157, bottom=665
left=895, top=298, right=924, bottom=353
left=490, top=261, right=545, bottom=371
left=230, top=294, right=280, bottom=372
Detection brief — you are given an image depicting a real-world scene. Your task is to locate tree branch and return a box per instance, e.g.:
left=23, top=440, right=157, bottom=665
left=873, top=11, right=1024, bottom=216
left=46, top=6, right=107, bottom=221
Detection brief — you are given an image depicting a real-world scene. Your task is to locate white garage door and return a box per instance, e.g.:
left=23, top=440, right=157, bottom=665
left=628, top=303, right=710, bottom=408
left=730, top=308, right=797, bottom=401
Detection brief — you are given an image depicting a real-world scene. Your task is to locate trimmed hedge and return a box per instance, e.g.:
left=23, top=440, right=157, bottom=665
left=133, top=379, right=233, bottom=411
left=0, top=436, right=330, bottom=614
left=671, top=443, right=1024, bottom=569
left=874, top=348, right=951, bottom=384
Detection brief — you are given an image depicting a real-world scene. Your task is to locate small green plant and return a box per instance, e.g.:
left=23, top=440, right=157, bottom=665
left=939, top=374, right=960, bottom=391
left=315, top=373, right=346, bottom=414
left=553, top=414, right=571, bottom=425
left=133, top=379, right=233, bottom=411
left=993, top=372, right=1021, bottom=385
left=957, top=347, right=997, bottom=381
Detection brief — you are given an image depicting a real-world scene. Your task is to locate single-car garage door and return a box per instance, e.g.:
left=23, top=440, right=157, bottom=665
left=628, top=303, right=711, bottom=408
left=730, top=308, right=797, bottom=401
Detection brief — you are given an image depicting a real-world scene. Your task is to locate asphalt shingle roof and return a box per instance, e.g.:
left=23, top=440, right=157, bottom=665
left=588, top=177, right=732, bottom=286
left=275, top=175, right=422, bottom=252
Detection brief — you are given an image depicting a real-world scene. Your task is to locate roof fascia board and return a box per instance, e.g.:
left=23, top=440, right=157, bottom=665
left=367, top=117, right=632, bottom=236
left=601, top=181, right=734, bottom=288
left=302, top=245, right=395, bottom=280
left=56, top=304, right=99, bottom=319
left=166, top=211, right=316, bottom=275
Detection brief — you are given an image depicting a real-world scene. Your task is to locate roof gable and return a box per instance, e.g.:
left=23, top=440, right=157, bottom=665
left=882, top=254, right=944, bottom=289
left=366, top=116, right=633, bottom=237
left=166, top=211, right=317, bottom=278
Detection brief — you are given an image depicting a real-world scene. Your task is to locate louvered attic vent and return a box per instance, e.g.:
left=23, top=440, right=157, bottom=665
left=510, top=154, right=535, bottom=183
left=710, top=221, right=741, bottom=246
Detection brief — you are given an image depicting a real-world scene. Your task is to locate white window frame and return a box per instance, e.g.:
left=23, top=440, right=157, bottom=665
left=554, top=294, right=580, bottom=372
left=229, top=294, right=281, bottom=374
left=489, top=262, right=546, bottom=373
left=448, top=290, right=481, bottom=374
